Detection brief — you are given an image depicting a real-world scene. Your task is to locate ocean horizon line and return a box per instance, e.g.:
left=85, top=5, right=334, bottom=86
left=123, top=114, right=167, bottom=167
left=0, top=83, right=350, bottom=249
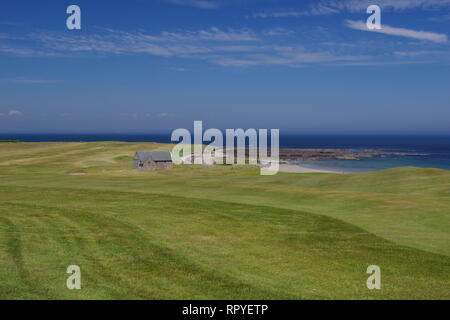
left=1, top=132, right=450, bottom=137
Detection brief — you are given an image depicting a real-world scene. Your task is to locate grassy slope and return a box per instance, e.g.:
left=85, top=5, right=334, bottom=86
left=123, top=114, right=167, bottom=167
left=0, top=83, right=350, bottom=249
left=0, top=142, right=449, bottom=299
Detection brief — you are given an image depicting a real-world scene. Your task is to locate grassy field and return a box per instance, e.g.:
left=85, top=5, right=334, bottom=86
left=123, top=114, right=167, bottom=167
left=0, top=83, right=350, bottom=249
left=0, top=141, right=449, bottom=299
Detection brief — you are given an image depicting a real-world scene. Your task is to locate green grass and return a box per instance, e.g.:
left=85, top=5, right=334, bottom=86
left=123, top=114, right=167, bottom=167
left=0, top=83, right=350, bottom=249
left=0, top=142, right=449, bottom=299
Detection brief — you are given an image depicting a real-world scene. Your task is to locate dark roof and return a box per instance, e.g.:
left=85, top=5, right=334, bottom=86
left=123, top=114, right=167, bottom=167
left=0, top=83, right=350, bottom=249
left=135, top=150, right=172, bottom=162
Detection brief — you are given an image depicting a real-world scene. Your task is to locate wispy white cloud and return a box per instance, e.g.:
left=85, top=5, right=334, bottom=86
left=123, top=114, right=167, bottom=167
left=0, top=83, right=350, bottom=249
left=156, top=112, right=173, bottom=118
left=166, top=0, right=221, bottom=9
left=26, top=27, right=259, bottom=59
left=345, top=20, right=448, bottom=43
left=1, top=24, right=446, bottom=67
left=263, top=28, right=295, bottom=37
left=0, top=109, right=23, bottom=118
left=119, top=112, right=138, bottom=119
left=143, top=112, right=174, bottom=118
left=252, top=5, right=338, bottom=18
left=0, top=45, right=59, bottom=57
left=331, top=0, right=450, bottom=12
left=0, top=27, right=369, bottom=67
left=253, top=0, right=450, bottom=18
left=159, top=27, right=258, bottom=42
left=394, top=50, right=447, bottom=57
left=170, top=67, right=190, bottom=72
left=8, top=110, right=23, bottom=116
left=335, top=59, right=437, bottom=66
left=205, top=46, right=370, bottom=67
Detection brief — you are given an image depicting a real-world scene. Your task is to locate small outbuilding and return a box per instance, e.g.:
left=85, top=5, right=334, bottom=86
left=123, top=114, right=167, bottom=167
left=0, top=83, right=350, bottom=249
left=134, top=150, right=173, bottom=170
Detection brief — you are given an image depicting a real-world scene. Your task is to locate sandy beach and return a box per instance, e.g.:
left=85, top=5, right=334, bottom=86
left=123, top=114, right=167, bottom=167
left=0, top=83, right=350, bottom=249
left=182, top=152, right=343, bottom=174
left=278, top=164, right=342, bottom=174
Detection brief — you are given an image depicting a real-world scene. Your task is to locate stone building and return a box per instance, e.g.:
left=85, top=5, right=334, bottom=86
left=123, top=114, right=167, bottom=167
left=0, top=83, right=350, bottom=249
left=133, top=150, right=173, bottom=170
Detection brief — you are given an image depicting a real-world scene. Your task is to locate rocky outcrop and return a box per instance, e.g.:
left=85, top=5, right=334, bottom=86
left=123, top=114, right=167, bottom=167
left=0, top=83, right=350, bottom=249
left=279, top=149, right=423, bottom=161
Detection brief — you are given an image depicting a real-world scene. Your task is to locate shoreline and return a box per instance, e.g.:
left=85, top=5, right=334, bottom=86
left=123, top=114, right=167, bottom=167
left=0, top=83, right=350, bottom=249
left=277, top=164, right=342, bottom=174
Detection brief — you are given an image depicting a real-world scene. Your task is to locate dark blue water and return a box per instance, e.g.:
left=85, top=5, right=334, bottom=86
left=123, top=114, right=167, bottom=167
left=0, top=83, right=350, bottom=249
left=1, top=134, right=449, bottom=172
left=280, top=135, right=450, bottom=173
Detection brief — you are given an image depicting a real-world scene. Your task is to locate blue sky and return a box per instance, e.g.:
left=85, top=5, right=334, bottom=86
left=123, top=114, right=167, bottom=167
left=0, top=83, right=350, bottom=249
left=0, top=0, right=449, bottom=134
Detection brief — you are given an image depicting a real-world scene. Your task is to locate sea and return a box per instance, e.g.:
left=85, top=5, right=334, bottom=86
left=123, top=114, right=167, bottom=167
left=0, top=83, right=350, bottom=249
left=1, top=134, right=449, bottom=173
